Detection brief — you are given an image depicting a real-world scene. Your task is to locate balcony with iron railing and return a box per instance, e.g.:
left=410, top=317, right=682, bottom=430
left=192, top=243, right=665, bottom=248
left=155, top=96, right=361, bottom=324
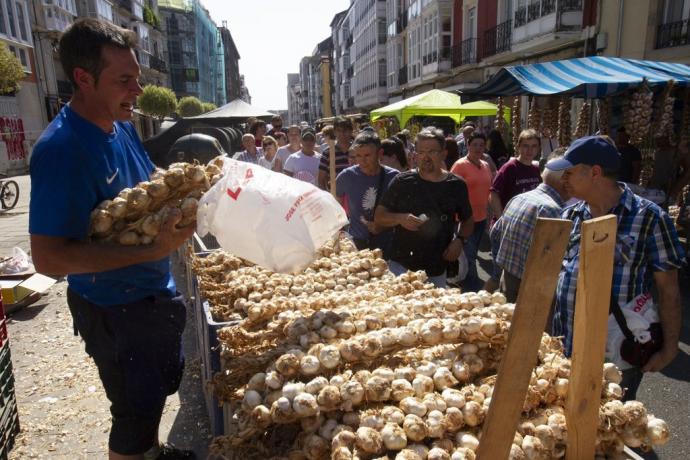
left=149, top=54, right=167, bottom=73
left=452, top=38, right=478, bottom=68
left=513, top=0, right=583, bottom=46
left=483, top=19, right=512, bottom=59
left=656, top=18, right=690, bottom=49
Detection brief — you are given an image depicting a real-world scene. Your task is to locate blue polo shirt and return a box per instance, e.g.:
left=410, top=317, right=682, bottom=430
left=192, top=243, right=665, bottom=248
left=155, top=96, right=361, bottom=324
left=29, top=104, right=175, bottom=307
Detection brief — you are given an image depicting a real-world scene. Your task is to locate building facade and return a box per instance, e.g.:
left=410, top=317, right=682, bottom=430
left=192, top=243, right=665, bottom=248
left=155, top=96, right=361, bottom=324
left=352, top=0, right=387, bottom=110
left=219, top=22, right=241, bottom=102
left=1, top=0, right=45, bottom=174
left=158, top=0, right=225, bottom=106
left=331, top=6, right=354, bottom=115
left=286, top=72, right=301, bottom=125
left=598, top=0, right=690, bottom=65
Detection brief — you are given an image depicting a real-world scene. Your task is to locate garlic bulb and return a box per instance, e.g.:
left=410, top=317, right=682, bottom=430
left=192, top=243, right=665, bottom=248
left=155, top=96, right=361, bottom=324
left=356, top=427, right=384, bottom=454
left=382, top=422, right=408, bottom=450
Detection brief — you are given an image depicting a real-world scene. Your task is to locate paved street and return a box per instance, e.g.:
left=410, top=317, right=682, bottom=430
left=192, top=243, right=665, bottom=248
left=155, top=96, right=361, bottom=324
left=0, top=174, right=689, bottom=458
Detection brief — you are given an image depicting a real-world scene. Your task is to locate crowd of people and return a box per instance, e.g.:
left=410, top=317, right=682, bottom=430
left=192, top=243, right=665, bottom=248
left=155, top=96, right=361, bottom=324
left=232, top=115, right=686, bottom=405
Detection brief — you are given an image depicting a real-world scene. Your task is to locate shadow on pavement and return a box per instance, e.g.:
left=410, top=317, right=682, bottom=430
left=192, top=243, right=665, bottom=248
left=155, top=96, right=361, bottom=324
left=7, top=302, right=48, bottom=321
left=661, top=349, right=690, bottom=382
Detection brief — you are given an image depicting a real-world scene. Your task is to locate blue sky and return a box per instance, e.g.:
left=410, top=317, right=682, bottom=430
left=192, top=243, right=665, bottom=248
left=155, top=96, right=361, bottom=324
left=203, top=0, right=351, bottom=110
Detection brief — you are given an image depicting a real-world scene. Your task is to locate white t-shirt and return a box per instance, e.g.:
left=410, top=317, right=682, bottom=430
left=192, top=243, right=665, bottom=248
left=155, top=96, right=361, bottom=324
left=276, top=145, right=300, bottom=169
left=284, top=151, right=321, bottom=186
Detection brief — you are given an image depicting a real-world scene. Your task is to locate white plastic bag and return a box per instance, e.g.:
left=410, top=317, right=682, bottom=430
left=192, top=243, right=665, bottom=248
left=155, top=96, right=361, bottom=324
left=457, top=249, right=469, bottom=281
left=0, top=247, right=32, bottom=275
left=197, top=158, right=349, bottom=273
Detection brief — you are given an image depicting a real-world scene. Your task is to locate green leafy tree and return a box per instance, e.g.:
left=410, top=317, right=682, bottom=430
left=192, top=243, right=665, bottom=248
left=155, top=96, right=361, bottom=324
left=201, top=102, right=217, bottom=113
left=0, top=42, right=25, bottom=95
left=177, top=96, right=204, bottom=117
left=137, top=85, right=177, bottom=119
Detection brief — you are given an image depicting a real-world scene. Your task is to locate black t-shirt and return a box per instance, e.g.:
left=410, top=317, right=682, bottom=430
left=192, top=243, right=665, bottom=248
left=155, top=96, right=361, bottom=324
left=618, top=144, right=641, bottom=183
left=380, top=170, right=472, bottom=276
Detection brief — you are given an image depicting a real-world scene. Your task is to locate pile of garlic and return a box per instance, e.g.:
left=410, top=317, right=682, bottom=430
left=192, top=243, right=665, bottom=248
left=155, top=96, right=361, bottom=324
left=557, top=97, right=572, bottom=147
left=194, top=246, right=670, bottom=459
left=573, top=100, right=591, bottom=140
left=89, top=157, right=224, bottom=245
left=624, top=88, right=654, bottom=145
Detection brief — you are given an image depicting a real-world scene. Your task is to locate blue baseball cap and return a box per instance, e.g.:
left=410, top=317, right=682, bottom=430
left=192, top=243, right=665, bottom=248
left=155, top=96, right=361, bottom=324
left=546, top=136, right=621, bottom=171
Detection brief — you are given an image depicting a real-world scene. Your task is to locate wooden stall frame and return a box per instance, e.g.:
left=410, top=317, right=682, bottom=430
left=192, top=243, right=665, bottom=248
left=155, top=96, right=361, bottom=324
left=477, top=218, right=572, bottom=460
left=478, top=215, right=617, bottom=460
left=565, top=215, right=617, bottom=460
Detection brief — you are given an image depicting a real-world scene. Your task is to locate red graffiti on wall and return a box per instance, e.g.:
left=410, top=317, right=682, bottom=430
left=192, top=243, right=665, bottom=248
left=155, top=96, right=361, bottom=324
left=0, top=117, right=26, bottom=161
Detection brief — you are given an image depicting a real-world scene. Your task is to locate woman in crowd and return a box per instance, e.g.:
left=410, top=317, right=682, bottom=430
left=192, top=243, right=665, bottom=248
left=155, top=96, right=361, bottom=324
left=274, top=131, right=288, bottom=148
left=450, top=132, right=493, bottom=292
left=249, top=119, right=267, bottom=147
left=486, top=129, right=510, bottom=170
left=444, top=137, right=460, bottom=171
left=259, top=136, right=282, bottom=172
left=381, top=137, right=409, bottom=172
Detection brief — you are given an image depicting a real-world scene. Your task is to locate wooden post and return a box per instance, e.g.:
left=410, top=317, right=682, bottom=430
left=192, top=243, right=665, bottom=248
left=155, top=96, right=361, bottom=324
left=327, top=138, right=337, bottom=197
left=477, top=218, right=572, bottom=460
left=565, top=215, right=617, bottom=460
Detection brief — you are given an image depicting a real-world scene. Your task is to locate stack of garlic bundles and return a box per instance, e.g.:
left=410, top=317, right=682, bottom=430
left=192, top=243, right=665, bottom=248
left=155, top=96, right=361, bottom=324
left=199, top=247, right=669, bottom=460
left=89, top=157, right=224, bottom=245
left=192, top=237, right=394, bottom=323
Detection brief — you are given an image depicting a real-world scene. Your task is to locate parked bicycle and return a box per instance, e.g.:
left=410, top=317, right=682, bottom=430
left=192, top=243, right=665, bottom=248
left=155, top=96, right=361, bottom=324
left=0, top=173, right=19, bottom=211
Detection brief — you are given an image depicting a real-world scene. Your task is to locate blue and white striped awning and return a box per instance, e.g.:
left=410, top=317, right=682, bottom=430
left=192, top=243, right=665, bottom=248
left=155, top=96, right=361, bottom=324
left=470, top=57, right=690, bottom=98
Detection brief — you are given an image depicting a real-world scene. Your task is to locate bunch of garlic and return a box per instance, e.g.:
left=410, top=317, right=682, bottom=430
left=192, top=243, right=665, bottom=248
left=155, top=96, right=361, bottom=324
left=527, top=98, right=541, bottom=132
left=512, top=96, right=522, bottom=148
left=494, top=97, right=508, bottom=140
left=573, top=100, right=591, bottom=139
left=658, top=94, right=675, bottom=144
left=541, top=101, right=559, bottom=140
left=596, top=98, right=610, bottom=136
left=681, top=91, right=690, bottom=145
left=557, top=97, right=572, bottom=147
left=624, top=88, right=654, bottom=145
left=89, top=158, right=223, bottom=246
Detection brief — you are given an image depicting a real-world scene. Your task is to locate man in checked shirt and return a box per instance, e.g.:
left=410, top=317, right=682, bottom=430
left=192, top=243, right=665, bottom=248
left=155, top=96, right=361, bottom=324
left=547, top=136, right=685, bottom=401
left=490, top=148, right=570, bottom=304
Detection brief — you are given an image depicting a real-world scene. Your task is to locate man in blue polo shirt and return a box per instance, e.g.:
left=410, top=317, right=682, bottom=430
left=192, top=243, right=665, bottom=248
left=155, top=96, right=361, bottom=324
left=548, top=136, right=684, bottom=401
left=29, top=19, right=195, bottom=460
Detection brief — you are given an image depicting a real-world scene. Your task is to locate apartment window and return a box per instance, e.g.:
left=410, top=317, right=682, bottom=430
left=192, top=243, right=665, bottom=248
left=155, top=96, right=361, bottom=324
left=664, top=0, right=690, bottom=22
left=133, top=1, right=143, bottom=20
left=17, top=47, right=26, bottom=66
left=15, top=2, right=26, bottom=40
left=5, top=0, right=16, bottom=38
left=466, top=6, right=476, bottom=38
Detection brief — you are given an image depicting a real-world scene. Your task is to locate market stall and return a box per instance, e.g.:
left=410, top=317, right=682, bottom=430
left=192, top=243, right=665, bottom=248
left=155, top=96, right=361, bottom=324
left=180, top=221, right=671, bottom=459
left=369, top=89, right=510, bottom=138
left=468, top=56, right=690, bottom=202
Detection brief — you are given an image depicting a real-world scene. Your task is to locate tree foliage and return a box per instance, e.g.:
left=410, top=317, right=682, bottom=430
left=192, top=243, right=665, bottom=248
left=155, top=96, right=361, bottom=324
left=177, top=96, right=204, bottom=117
left=0, top=42, right=25, bottom=95
left=137, top=85, right=177, bottom=119
left=202, top=102, right=217, bottom=113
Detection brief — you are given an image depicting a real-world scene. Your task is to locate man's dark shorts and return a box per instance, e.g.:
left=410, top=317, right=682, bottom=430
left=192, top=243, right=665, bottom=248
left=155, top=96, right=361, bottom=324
left=67, top=288, right=186, bottom=455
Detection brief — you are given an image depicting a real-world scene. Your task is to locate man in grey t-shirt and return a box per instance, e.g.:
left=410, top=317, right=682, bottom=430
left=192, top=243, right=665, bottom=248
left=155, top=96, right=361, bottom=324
left=336, top=131, right=398, bottom=256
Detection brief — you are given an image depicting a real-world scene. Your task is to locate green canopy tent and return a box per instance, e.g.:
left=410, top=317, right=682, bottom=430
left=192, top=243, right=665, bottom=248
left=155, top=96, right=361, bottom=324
left=370, top=89, right=510, bottom=127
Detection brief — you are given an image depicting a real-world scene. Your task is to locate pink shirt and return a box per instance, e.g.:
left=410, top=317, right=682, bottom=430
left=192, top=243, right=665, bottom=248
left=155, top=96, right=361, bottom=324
left=451, top=157, right=492, bottom=222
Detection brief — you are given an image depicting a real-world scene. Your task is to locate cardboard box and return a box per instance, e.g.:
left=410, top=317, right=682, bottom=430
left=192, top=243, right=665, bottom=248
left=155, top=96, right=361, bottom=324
left=0, top=274, right=55, bottom=305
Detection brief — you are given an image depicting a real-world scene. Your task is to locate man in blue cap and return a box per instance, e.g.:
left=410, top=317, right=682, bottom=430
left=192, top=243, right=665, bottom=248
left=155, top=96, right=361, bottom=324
left=546, top=136, right=684, bottom=401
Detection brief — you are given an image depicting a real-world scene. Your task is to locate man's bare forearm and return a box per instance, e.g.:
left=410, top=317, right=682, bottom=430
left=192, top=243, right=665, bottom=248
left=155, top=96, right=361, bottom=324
left=31, top=235, right=170, bottom=276
left=656, top=270, right=682, bottom=350
left=374, top=206, right=403, bottom=227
